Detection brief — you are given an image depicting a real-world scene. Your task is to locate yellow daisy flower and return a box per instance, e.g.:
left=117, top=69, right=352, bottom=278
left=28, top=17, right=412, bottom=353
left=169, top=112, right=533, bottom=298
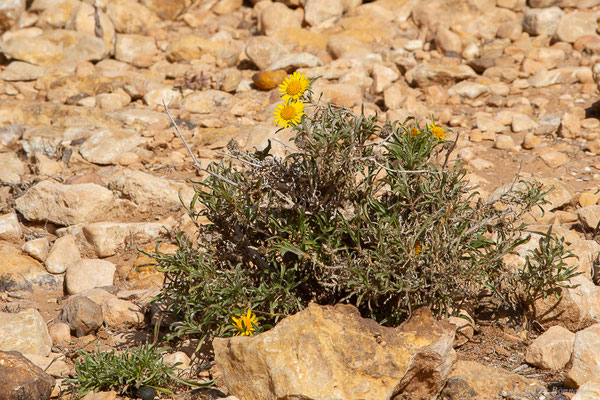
left=278, top=72, right=310, bottom=101
left=428, top=122, right=446, bottom=141
left=410, top=127, right=419, bottom=137
left=232, top=309, right=259, bottom=336
left=274, top=100, right=305, bottom=128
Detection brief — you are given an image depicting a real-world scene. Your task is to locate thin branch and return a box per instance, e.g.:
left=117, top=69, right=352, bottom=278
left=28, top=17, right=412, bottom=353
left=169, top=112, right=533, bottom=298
left=215, top=150, right=263, bottom=168
left=162, top=100, right=238, bottom=187
left=272, top=137, right=300, bottom=152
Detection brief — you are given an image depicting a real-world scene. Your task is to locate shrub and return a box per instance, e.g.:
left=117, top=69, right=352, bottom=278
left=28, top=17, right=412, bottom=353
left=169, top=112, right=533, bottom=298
left=150, top=86, right=579, bottom=349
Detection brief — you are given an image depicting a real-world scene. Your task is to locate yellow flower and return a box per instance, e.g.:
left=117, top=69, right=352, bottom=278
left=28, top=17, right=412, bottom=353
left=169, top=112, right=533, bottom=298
left=414, top=243, right=426, bottom=255
left=274, top=100, right=305, bottom=128
left=428, top=122, right=446, bottom=141
left=410, top=127, right=419, bottom=137
left=232, top=309, right=259, bottom=336
left=278, top=72, right=310, bottom=101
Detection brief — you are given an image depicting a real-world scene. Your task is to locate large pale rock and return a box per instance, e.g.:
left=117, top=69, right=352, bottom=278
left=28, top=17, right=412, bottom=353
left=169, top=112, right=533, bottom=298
left=448, top=81, right=489, bottom=99
left=66, top=2, right=115, bottom=53
left=16, top=181, right=118, bottom=226
left=45, top=235, right=81, bottom=274
left=525, top=325, right=575, bottom=370
left=259, top=3, right=301, bottom=35
left=58, top=295, right=103, bottom=337
left=182, top=89, right=234, bottom=114
left=106, top=170, right=193, bottom=211
left=0, top=152, right=25, bottom=184
left=140, top=0, right=185, bottom=20
left=101, top=297, right=144, bottom=328
left=576, top=206, right=600, bottom=231
left=555, top=11, right=597, bottom=43
left=79, top=129, right=143, bottom=165
left=0, top=351, right=54, bottom=400
left=405, top=64, right=477, bottom=87
left=0, top=29, right=106, bottom=66
left=574, top=381, right=600, bottom=400
left=530, top=66, right=588, bottom=88
left=65, top=259, right=116, bottom=295
left=317, top=83, right=363, bottom=107
left=566, top=239, right=600, bottom=278
left=304, top=0, right=344, bottom=26
left=165, top=35, right=230, bottom=62
left=267, top=52, right=323, bottom=72
left=82, top=220, right=175, bottom=257
left=105, top=0, right=160, bottom=33
left=0, top=241, right=62, bottom=291
left=0, top=212, right=21, bottom=242
left=114, top=34, right=158, bottom=68
left=0, top=309, right=52, bottom=356
left=567, top=324, right=600, bottom=388
left=523, top=7, right=564, bottom=36
left=0, top=0, right=25, bottom=33
left=22, top=238, right=50, bottom=262
left=489, top=177, right=574, bottom=214
left=36, top=0, right=79, bottom=29
left=0, top=61, right=47, bottom=81
left=214, top=304, right=456, bottom=400
left=245, top=36, right=289, bottom=71
left=440, top=360, right=543, bottom=399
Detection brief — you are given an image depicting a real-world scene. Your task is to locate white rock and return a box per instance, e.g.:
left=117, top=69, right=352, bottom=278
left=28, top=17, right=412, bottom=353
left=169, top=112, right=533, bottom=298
left=476, top=115, right=506, bottom=133
left=511, top=113, right=538, bottom=133
left=0, top=308, right=52, bottom=356
left=65, top=259, right=116, bottom=295
left=22, top=237, right=50, bottom=262
left=0, top=0, right=25, bottom=32
left=494, top=135, right=517, bottom=151
left=114, top=33, right=158, bottom=68
left=526, top=326, right=575, bottom=370
left=245, top=36, right=288, bottom=71
left=162, top=351, right=191, bottom=370
left=555, top=11, right=597, bottom=43
left=143, top=87, right=181, bottom=108
left=0, top=212, right=21, bottom=242
left=182, top=89, right=234, bottom=114
left=79, top=129, right=143, bottom=165
left=45, top=234, right=81, bottom=274
left=522, top=7, right=564, bottom=36
left=258, top=2, right=300, bottom=35
left=371, top=63, right=399, bottom=94
left=267, top=53, right=323, bottom=71
left=448, top=81, right=489, bottom=99
left=574, top=381, right=600, bottom=400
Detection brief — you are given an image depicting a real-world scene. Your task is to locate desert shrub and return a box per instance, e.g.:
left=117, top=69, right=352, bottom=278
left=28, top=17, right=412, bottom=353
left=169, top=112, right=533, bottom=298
left=149, top=85, right=579, bottom=348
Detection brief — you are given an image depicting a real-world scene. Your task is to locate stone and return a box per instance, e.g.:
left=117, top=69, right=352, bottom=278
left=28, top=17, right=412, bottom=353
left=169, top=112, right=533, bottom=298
left=304, top=0, right=344, bottom=26
left=566, top=323, right=600, bottom=388
left=522, top=7, right=564, bottom=36
left=530, top=66, right=586, bottom=88
left=559, top=112, right=581, bottom=139
left=105, top=0, right=160, bottom=34
left=435, top=27, right=462, bottom=55
left=574, top=381, right=600, bottom=400
left=0, top=212, right=21, bottom=242
left=0, top=29, right=106, bottom=67
left=405, top=64, right=477, bottom=88
left=326, top=36, right=371, bottom=59
left=212, top=0, right=242, bottom=15
left=15, top=181, right=118, bottom=226
left=259, top=3, right=301, bottom=36
left=0, top=152, right=24, bottom=184
left=58, top=295, right=103, bottom=337
left=79, top=129, right=143, bottom=165
left=34, top=152, right=64, bottom=176
left=494, top=135, right=517, bottom=151
left=267, top=53, right=322, bottom=72
left=448, top=81, right=489, bottom=99
left=140, top=0, right=185, bottom=20
left=66, top=2, right=115, bottom=53
left=576, top=205, right=600, bottom=231
left=0, top=0, right=25, bottom=33
left=22, top=238, right=50, bottom=262
left=214, top=304, right=456, bottom=400
left=182, top=90, right=234, bottom=114
left=81, top=220, right=175, bottom=258
left=0, top=309, right=52, bottom=356
left=252, top=70, right=287, bottom=90
left=476, top=115, right=506, bottom=133
left=522, top=131, right=542, bottom=149
left=45, top=235, right=80, bottom=274
left=0, top=61, right=47, bottom=81
left=82, top=391, right=118, bottom=400
left=114, top=34, right=158, bottom=68
left=106, top=169, right=194, bottom=211
left=440, top=360, right=543, bottom=399
left=496, top=19, right=522, bottom=40
left=65, top=259, right=116, bottom=295
left=555, top=11, right=597, bottom=43
left=0, top=241, right=62, bottom=292
left=371, top=63, right=399, bottom=94
left=95, top=89, right=131, bottom=112
left=526, top=326, right=575, bottom=370
left=48, top=322, right=71, bottom=347
left=102, top=297, right=144, bottom=328
left=317, top=83, right=362, bottom=107
left=579, top=192, right=599, bottom=207
left=245, top=36, right=289, bottom=71
left=512, top=113, right=538, bottom=132
left=528, top=47, right=565, bottom=70
left=540, top=151, right=569, bottom=168
left=165, top=35, right=229, bottom=62
left=35, top=0, right=78, bottom=29
left=0, top=351, right=54, bottom=400
left=162, top=351, right=191, bottom=370
left=143, top=87, right=181, bottom=108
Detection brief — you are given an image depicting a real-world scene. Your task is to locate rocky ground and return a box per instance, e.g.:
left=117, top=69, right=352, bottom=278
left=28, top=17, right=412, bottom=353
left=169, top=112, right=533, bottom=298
left=2, top=0, right=600, bottom=399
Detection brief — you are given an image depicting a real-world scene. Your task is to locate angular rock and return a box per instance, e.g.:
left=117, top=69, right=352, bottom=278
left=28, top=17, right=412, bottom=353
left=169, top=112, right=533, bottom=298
left=165, top=35, right=230, bottom=62
left=435, top=27, right=463, bottom=55
left=48, top=322, right=71, bottom=347
left=66, top=2, right=115, bottom=53
left=540, top=151, right=569, bottom=168
left=58, top=295, right=103, bottom=337
left=0, top=351, right=54, bottom=400
left=555, top=11, right=597, bottom=43
left=15, top=181, right=118, bottom=226
left=79, top=129, right=143, bottom=165
left=476, top=115, right=506, bottom=133
left=576, top=206, right=600, bottom=231
left=114, top=34, right=158, bottom=68
left=245, top=36, right=289, bottom=71
left=214, top=304, right=456, bottom=400
left=267, top=52, right=323, bottom=72
left=65, top=259, right=116, bottom=295
left=22, top=238, right=50, bottom=262
left=511, top=113, right=537, bottom=133
left=259, top=3, right=301, bottom=36
left=523, top=7, right=564, bottom=36
left=0, top=61, right=47, bottom=81
left=182, top=90, right=234, bottom=114
left=105, top=0, right=160, bottom=34
left=0, top=152, right=25, bottom=184
left=0, top=241, right=62, bottom=292
left=371, top=63, right=399, bottom=94
left=0, top=29, right=106, bottom=66
left=0, top=309, right=52, bottom=356
left=526, top=325, right=575, bottom=370
left=102, top=297, right=144, bottom=328
left=0, top=0, right=25, bottom=33
left=304, top=0, right=344, bottom=26
left=0, top=212, right=21, bottom=242
left=45, top=234, right=81, bottom=274
left=574, top=381, right=600, bottom=400
left=448, top=81, right=489, bottom=99
left=405, top=64, right=477, bottom=87
left=567, top=323, right=600, bottom=388
left=140, top=0, right=185, bottom=20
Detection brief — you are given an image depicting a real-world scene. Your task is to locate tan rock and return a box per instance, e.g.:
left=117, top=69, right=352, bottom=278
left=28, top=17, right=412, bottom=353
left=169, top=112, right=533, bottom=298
left=79, top=129, right=142, bottom=165
left=494, top=135, right=517, bottom=151
left=526, top=325, right=574, bottom=370
left=45, top=234, right=81, bottom=274
left=114, top=34, right=158, bottom=68
left=511, top=113, right=538, bottom=133
left=579, top=192, right=599, bottom=207
left=66, top=2, right=115, bottom=53
left=245, top=36, right=289, bottom=71
left=405, top=64, right=477, bottom=87
left=566, top=239, right=600, bottom=278
left=65, top=259, right=116, bottom=295
left=48, top=323, right=71, bottom=347
left=0, top=0, right=25, bottom=33
left=101, top=297, right=144, bottom=328
left=574, top=381, right=600, bottom=400
left=214, top=304, right=456, bottom=400
left=523, top=7, right=564, bottom=36
left=141, top=0, right=185, bottom=20
left=567, top=323, right=600, bottom=388
left=435, top=27, right=462, bottom=54
left=522, top=131, right=542, bottom=149
left=36, top=0, right=79, bottom=29
left=0, top=241, right=62, bottom=291
left=555, top=10, right=597, bottom=43
left=0, top=212, right=21, bottom=242
left=33, top=152, right=64, bottom=176
left=304, top=0, right=344, bottom=27
left=575, top=205, right=600, bottom=231
left=259, top=3, right=301, bottom=36
left=105, top=0, right=160, bottom=34
left=540, top=151, right=569, bottom=168
left=560, top=112, right=582, bottom=139
left=371, top=63, right=399, bottom=94
left=0, top=309, right=52, bottom=356
left=22, top=238, right=50, bottom=262
left=318, top=83, right=362, bottom=107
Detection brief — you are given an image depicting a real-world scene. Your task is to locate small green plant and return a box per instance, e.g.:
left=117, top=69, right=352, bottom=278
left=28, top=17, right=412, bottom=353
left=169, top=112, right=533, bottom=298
left=65, top=343, right=213, bottom=397
left=151, top=74, right=579, bottom=350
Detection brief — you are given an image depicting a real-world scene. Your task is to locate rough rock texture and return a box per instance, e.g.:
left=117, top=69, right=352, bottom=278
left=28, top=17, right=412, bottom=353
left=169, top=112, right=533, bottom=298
left=0, top=309, right=52, bottom=356
left=58, top=295, right=104, bottom=337
left=214, top=304, right=456, bottom=400
left=0, top=241, right=62, bottom=292
left=65, top=259, right=116, bottom=295
left=525, top=325, right=575, bottom=370
left=566, top=323, right=600, bottom=388
left=0, top=351, right=55, bottom=400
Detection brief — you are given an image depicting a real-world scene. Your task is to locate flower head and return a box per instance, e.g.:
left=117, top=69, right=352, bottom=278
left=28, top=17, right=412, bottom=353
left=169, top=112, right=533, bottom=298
left=232, top=309, right=259, bottom=336
left=278, top=72, right=310, bottom=101
left=274, top=100, right=305, bottom=128
left=428, top=122, right=446, bottom=141
left=410, top=127, right=419, bottom=137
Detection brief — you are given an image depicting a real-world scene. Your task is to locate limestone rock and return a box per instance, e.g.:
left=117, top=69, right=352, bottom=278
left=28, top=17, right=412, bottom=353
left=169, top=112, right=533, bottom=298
left=0, top=309, right=52, bottom=356
left=212, top=0, right=243, bottom=15
left=567, top=323, right=600, bottom=388
left=101, top=297, right=144, bottom=328
left=0, top=241, right=62, bottom=292
left=405, top=64, right=477, bottom=87
left=45, top=234, right=81, bottom=274
left=540, top=151, right=569, bottom=168
left=15, top=180, right=118, bottom=226
left=523, top=7, right=564, bottom=36
left=267, top=52, right=323, bottom=72
left=0, top=212, right=21, bottom=242
left=525, top=325, right=575, bottom=370
left=576, top=206, right=600, bottom=231
left=259, top=3, right=301, bottom=36
left=0, top=29, right=106, bottom=67
left=448, top=81, right=489, bottom=99
left=0, top=0, right=25, bottom=33
left=511, top=113, right=538, bottom=132
left=58, top=295, right=103, bottom=337
left=435, top=27, right=463, bottom=55
left=304, top=0, right=344, bottom=27
left=574, top=381, right=600, bottom=400
left=182, top=90, right=234, bottom=114
left=0, top=152, right=25, bottom=184
left=440, top=360, right=543, bottom=399
left=105, top=0, right=160, bottom=34
left=114, top=34, right=158, bottom=68
left=0, top=61, right=47, bottom=81
left=214, top=304, right=456, bottom=400
left=371, top=63, right=399, bottom=94
left=22, top=238, right=50, bottom=262
left=48, top=322, right=71, bottom=347
left=65, top=259, right=116, bottom=295
left=245, top=36, right=289, bottom=71
left=555, top=11, right=597, bottom=43
left=140, top=0, right=186, bottom=20
left=0, top=351, right=54, bottom=400
left=79, top=129, right=143, bottom=165
left=165, top=35, right=230, bottom=62
left=66, top=2, right=115, bottom=53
